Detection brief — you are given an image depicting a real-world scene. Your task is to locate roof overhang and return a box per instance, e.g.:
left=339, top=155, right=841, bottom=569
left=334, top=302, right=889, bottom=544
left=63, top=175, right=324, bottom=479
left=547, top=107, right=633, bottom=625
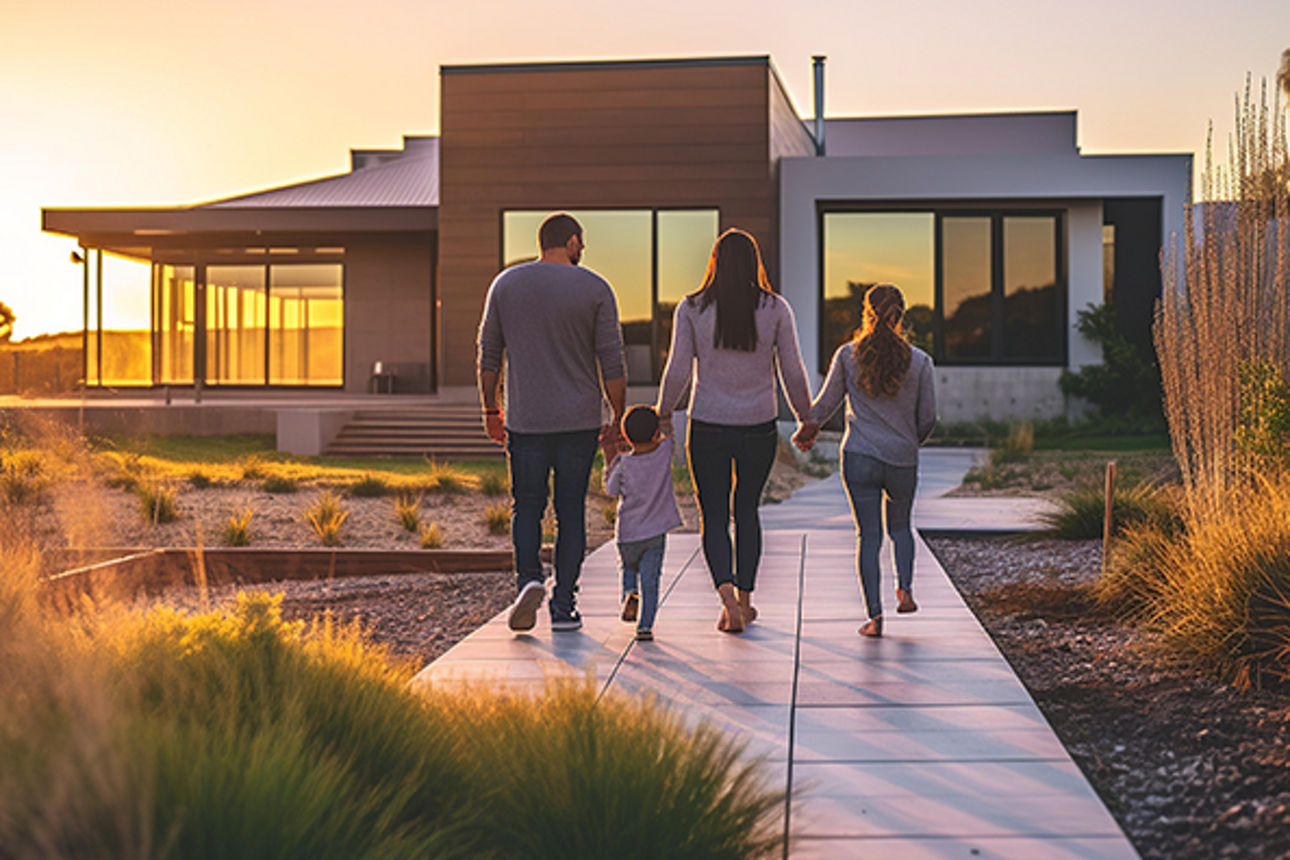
left=42, top=205, right=437, bottom=259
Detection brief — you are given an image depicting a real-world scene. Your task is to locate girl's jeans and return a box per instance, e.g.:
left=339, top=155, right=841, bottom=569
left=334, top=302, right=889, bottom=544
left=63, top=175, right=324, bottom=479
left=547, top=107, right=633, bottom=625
left=841, top=451, right=918, bottom=619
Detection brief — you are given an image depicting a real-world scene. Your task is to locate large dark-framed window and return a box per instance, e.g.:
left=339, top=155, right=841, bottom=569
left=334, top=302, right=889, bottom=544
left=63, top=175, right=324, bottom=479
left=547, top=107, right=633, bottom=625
left=501, top=208, right=719, bottom=384
left=819, top=206, right=1066, bottom=371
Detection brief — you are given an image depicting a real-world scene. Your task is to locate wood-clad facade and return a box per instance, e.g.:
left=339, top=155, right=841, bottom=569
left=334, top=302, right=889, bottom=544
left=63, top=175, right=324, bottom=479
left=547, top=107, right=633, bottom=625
left=436, top=56, right=807, bottom=387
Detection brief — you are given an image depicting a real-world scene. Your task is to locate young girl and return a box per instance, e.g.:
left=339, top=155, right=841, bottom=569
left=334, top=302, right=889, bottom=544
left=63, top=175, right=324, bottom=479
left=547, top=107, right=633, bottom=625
left=795, top=284, right=936, bottom=637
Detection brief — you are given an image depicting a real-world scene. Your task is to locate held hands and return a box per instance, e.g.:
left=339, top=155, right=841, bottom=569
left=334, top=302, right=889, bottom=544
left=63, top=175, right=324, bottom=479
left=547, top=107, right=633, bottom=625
left=600, top=419, right=626, bottom=465
left=658, top=412, right=675, bottom=439
left=792, top=420, right=820, bottom=452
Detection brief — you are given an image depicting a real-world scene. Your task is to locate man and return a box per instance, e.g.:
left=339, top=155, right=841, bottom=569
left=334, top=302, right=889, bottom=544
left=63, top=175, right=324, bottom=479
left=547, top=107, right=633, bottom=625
left=477, top=212, right=626, bottom=632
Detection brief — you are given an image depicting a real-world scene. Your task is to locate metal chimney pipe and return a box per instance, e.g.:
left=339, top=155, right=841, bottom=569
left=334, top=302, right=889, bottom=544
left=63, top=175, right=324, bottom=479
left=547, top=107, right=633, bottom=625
left=812, top=55, right=826, bottom=156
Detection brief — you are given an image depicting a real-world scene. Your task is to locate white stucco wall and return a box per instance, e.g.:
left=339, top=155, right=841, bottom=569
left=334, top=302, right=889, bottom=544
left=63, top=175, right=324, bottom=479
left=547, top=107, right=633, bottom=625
left=779, top=149, right=1191, bottom=420
left=823, top=112, right=1079, bottom=158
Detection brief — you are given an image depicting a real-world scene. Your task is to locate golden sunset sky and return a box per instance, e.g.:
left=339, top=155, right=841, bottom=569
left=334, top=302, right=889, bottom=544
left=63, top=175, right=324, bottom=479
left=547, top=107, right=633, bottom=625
left=1, top=0, right=1286, bottom=340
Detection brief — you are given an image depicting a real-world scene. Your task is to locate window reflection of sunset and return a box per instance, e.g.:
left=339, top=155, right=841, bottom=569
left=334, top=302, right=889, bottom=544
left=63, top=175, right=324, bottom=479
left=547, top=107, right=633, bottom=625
left=823, top=213, right=934, bottom=309
left=502, top=211, right=652, bottom=321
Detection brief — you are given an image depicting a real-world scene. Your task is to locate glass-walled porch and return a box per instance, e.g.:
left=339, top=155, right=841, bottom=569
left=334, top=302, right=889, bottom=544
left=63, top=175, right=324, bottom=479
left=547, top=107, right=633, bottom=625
left=84, top=249, right=344, bottom=389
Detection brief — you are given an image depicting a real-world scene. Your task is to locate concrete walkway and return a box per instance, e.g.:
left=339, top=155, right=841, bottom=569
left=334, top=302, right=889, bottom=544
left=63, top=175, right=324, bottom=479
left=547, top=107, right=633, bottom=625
left=412, top=450, right=1137, bottom=859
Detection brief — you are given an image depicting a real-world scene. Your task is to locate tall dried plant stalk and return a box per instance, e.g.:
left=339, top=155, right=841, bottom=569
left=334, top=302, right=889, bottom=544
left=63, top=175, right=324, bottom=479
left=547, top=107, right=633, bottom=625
left=1156, top=74, right=1290, bottom=519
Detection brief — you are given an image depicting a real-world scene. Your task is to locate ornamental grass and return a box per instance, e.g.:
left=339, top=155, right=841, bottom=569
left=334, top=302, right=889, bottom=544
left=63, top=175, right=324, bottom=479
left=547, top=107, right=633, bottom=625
left=0, top=533, right=784, bottom=858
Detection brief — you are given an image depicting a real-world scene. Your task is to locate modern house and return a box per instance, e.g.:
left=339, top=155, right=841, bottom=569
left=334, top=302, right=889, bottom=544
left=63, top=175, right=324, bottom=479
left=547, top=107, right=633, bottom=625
left=42, top=54, right=1190, bottom=440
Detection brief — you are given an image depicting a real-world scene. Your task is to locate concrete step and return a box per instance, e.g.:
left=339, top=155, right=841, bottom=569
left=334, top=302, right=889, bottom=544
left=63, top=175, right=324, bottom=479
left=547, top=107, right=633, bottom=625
left=324, top=407, right=502, bottom=457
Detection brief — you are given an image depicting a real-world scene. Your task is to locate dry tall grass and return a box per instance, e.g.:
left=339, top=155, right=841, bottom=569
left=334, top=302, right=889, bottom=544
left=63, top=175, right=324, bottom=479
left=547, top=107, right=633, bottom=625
left=1115, top=66, right=1290, bottom=688
left=1099, top=473, right=1290, bottom=688
left=1156, top=75, right=1290, bottom=515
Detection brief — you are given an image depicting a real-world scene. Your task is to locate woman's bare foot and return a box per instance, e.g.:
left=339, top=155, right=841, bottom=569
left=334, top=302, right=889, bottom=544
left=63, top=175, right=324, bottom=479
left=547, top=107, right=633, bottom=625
left=718, top=584, right=744, bottom=633
left=737, top=590, right=758, bottom=624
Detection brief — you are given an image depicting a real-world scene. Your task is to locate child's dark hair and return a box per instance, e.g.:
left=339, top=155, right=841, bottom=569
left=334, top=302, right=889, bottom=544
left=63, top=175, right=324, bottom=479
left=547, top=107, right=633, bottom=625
left=621, top=404, right=660, bottom=445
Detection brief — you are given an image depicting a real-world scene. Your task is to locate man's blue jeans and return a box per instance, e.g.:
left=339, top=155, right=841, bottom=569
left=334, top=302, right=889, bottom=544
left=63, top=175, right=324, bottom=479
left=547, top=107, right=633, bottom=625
left=506, top=428, right=600, bottom=615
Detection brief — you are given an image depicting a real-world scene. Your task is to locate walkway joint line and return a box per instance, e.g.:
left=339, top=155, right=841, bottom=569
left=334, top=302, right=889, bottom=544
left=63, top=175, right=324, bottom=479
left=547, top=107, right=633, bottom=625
left=781, top=532, right=808, bottom=860
left=595, top=544, right=700, bottom=706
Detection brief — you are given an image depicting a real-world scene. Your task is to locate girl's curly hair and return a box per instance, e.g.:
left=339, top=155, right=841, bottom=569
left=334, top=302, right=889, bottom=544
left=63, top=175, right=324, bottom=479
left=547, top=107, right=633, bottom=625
left=852, top=284, right=911, bottom=399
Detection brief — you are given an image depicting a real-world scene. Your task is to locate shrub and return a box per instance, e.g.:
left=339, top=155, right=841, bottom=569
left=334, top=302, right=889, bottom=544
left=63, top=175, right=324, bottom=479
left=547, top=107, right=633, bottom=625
left=136, top=481, right=180, bottom=524
left=1098, top=475, right=1290, bottom=689
left=1034, top=480, right=1182, bottom=540
left=478, top=471, right=508, bottom=496
left=238, top=455, right=266, bottom=481
left=96, top=594, right=475, bottom=858
left=0, top=450, right=46, bottom=503
left=348, top=474, right=389, bottom=498
left=988, top=421, right=1034, bottom=466
left=428, top=680, right=785, bottom=859
left=963, top=462, right=1012, bottom=490
left=305, top=491, right=348, bottom=546
left=418, top=523, right=444, bottom=549
left=187, top=469, right=213, bottom=489
left=98, top=450, right=144, bottom=492
left=0, top=589, right=784, bottom=858
left=483, top=504, right=510, bottom=536
left=602, top=503, right=617, bottom=526
left=419, top=458, right=465, bottom=495
left=261, top=474, right=298, bottom=494
left=222, top=508, right=254, bottom=546
left=393, top=494, right=422, bottom=533
left=1059, top=303, right=1164, bottom=427
left=1095, top=521, right=1182, bottom=619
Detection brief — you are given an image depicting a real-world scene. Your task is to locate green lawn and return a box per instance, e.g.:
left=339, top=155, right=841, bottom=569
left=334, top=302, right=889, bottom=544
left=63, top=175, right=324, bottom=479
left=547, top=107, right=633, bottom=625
left=94, top=433, right=509, bottom=480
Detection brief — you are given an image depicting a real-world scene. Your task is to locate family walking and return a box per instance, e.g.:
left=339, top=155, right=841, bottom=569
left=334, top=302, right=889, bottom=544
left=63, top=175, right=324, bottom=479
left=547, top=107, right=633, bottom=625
left=476, top=213, right=936, bottom=640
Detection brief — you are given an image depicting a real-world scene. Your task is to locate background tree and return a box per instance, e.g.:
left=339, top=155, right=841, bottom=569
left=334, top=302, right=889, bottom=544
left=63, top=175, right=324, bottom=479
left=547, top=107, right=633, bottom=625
left=0, top=300, right=14, bottom=343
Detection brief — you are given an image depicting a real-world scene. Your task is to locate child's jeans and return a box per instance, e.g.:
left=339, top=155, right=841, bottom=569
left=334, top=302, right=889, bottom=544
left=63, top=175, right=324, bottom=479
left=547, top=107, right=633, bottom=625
left=618, top=533, right=666, bottom=632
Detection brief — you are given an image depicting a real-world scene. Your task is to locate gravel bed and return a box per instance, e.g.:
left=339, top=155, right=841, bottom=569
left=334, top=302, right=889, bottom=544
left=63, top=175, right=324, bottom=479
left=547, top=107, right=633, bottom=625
left=927, top=536, right=1290, bottom=859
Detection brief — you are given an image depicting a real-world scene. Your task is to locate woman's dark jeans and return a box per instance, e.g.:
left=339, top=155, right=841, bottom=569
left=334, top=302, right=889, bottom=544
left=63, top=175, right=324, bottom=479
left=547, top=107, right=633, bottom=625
left=841, top=451, right=918, bottom=620
left=687, top=418, right=778, bottom=591
left=506, top=428, right=600, bottom=615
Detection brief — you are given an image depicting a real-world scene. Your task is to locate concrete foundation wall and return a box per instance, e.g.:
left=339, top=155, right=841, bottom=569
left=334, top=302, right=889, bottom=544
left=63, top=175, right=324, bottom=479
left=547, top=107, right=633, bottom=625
left=2, top=406, right=278, bottom=436
left=344, top=235, right=435, bottom=394
left=932, top=366, right=1067, bottom=423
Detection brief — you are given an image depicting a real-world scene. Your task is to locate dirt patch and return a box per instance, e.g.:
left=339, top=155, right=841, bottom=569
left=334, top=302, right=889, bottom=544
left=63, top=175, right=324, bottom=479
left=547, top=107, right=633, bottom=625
left=927, top=536, right=1290, bottom=859
left=946, top=450, right=1178, bottom=499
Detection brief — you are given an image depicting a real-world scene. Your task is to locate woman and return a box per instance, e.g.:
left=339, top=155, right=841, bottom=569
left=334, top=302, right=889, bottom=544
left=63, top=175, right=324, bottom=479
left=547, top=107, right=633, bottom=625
left=657, top=228, right=812, bottom=633
left=794, top=284, right=936, bottom=637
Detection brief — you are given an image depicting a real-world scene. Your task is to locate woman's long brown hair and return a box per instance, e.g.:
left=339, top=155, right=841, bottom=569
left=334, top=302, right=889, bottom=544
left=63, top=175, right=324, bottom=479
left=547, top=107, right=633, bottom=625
left=852, top=284, right=911, bottom=398
left=687, top=228, right=773, bottom=351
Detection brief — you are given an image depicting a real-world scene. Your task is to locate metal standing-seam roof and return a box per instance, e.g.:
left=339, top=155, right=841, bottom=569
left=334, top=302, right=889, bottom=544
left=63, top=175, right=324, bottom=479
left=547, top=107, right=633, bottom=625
left=203, top=137, right=439, bottom=209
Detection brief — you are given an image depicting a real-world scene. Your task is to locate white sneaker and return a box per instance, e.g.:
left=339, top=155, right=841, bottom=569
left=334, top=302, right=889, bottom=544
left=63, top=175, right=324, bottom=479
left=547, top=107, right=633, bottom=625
left=508, top=581, right=545, bottom=631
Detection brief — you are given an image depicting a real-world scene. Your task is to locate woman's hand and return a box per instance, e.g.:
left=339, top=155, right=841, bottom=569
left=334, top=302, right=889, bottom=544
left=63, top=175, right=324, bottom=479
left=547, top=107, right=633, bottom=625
left=792, top=421, right=820, bottom=452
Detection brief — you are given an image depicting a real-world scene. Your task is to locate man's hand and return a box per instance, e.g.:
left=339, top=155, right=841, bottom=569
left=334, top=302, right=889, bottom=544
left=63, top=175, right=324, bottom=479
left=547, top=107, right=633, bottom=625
left=600, top=420, right=623, bottom=453
left=792, top=421, right=820, bottom=452
left=484, top=411, right=506, bottom=445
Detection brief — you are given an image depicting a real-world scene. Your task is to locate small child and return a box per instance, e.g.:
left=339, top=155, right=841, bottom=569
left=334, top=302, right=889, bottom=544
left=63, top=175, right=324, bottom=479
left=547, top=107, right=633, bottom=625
left=602, top=404, right=683, bottom=641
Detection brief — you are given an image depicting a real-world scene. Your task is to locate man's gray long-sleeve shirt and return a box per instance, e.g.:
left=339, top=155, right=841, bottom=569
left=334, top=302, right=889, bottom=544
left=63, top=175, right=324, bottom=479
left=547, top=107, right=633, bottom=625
left=477, top=261, right=625, bottom=434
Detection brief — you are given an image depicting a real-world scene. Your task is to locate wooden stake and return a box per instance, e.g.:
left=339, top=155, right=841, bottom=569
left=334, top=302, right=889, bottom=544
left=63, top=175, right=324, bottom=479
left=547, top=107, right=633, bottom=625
left=1102, top=460, right=1117, bottom=578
